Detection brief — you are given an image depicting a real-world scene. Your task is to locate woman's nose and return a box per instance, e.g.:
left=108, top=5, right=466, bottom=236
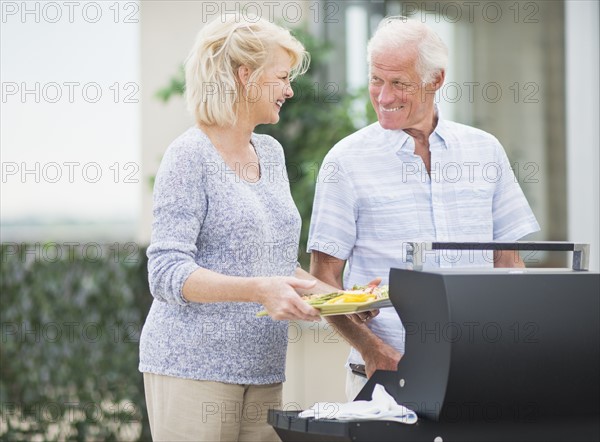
left=284, top=84, right=294, bottom=99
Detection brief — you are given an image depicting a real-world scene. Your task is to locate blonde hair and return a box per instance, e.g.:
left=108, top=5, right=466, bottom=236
left=367, top=16, right=448, bottom=84
left=185, top=16, right=309, bottom=126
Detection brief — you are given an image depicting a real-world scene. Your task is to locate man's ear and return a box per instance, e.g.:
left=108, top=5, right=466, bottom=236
left=237, top=65, right=251, bottom=87
left=431, top=69, right=445, bottom=91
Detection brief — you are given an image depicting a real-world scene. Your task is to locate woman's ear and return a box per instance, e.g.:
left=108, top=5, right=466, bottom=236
left=237, top=65, right=251, bottom=87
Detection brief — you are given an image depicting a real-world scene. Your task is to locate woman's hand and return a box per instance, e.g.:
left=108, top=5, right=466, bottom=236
left=257, top=277, right=321, bottom=321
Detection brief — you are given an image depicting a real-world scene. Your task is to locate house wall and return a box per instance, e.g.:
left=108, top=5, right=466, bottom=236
left=565, top=0, right=600, bottom=271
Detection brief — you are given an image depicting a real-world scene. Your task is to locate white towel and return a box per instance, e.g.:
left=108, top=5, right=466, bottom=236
left=298, top=384, right=418, bottom=424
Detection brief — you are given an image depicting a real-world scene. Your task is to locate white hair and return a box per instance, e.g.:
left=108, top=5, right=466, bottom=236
left=184, top=16, right=309, bottom=126
left=367, top=16, right=448, bottom=84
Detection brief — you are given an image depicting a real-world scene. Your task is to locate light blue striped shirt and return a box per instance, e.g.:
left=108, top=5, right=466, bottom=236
left=307, top=118, right=540, bottom=365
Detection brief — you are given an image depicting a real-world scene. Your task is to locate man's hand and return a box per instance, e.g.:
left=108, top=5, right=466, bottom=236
left=362, top=342, right=403, bottom=378
left=346, top=276, right=382, bottom=324
left=347, top=309, right=379, bottom=325
left=494, top=249, right=525, bottom=268
left=310, top=251, right=401, bottom=377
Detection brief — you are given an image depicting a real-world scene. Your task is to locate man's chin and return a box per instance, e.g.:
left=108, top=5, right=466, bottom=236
left=378, top=120, right=403, bottom=131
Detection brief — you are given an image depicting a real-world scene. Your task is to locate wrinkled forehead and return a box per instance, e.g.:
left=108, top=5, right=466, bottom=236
left=369, top=46, right=419, bottom=76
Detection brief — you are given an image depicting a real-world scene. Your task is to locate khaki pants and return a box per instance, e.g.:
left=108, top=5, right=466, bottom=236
left=143, top=372, right=282, bottom=442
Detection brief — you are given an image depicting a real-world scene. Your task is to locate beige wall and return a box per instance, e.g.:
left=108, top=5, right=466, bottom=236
left=138, top=1, right=200, bottom=243
left=284, top=322, right=351, bottom=408
left=565, top=0, right=600, bottom=271
left=470, top=1, right=561, bottom=251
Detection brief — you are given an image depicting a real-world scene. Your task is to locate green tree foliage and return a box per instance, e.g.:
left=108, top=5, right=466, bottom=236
left=155, top=29, right=376, bottom=266
left=0, top=244, right=153, bottom=441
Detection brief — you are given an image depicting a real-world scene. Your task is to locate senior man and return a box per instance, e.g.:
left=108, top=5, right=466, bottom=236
left=307, top=16, right=540, bottom=400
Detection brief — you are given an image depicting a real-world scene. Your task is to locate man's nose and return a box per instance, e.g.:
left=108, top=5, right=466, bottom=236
left=378, top=84, right=395, bottom=105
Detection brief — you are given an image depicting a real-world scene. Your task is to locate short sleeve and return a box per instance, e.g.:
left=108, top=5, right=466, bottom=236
left=491, top=140, right=540, bottom=241
left=307, top=154, right=357, bottom=260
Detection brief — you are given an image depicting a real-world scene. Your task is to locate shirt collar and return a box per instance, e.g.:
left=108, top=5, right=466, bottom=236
left=432, top=106, right=456, bottom=147
left=393, top=106, right=453, bottom=153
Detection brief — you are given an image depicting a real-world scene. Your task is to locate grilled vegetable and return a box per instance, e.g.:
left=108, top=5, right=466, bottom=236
left=255, top=284, right=389, bottom=317
left=323, top=293, right=377, bottom=304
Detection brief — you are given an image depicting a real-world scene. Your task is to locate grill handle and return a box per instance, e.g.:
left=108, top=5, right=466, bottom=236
left=405, top=241, right=589, bottom=271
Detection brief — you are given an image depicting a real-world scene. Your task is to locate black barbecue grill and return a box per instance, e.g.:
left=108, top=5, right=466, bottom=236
left=269, top=242, right=599, bottom=442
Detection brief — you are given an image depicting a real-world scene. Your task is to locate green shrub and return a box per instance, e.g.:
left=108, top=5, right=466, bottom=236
left=0, top=243, right=152, bottom=441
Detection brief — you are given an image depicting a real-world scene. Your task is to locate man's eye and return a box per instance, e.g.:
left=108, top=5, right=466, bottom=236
left=395, top=82, right=415, bottom=91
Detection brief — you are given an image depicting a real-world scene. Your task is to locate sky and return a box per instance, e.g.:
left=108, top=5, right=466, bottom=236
left=1, top=1, right=140, bottom=240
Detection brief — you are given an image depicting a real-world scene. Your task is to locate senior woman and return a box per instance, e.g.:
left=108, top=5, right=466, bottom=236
left=139, top=16, right=327, bottom=442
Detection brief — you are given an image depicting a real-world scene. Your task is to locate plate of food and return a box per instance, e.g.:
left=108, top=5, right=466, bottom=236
left=256, top=284, right=392, bottom=317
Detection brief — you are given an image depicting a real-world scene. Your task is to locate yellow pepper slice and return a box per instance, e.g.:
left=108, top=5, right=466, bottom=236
left=323, top=293, right=377, bottom=305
